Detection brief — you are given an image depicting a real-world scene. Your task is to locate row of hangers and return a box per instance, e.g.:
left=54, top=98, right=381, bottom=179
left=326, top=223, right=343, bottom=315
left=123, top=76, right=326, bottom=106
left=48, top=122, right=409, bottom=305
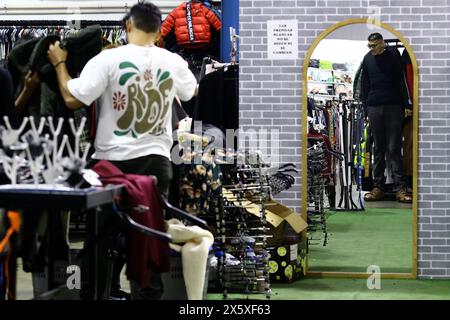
left=0, top=21, right=126, bottom=60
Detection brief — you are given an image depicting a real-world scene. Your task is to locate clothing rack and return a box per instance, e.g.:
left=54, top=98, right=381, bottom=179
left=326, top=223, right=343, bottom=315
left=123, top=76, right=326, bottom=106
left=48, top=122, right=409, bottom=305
left=0, top=20, right=123, bottom=28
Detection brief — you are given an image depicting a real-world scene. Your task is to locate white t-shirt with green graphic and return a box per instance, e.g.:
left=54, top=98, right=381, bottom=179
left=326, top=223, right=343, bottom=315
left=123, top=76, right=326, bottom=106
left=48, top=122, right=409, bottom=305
left=67, top=44, right=197, bottom=161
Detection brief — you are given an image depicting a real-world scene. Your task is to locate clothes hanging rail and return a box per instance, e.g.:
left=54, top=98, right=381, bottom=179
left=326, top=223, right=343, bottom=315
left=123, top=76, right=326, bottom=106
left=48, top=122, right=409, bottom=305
left=0, top=20, right=124, bottom=27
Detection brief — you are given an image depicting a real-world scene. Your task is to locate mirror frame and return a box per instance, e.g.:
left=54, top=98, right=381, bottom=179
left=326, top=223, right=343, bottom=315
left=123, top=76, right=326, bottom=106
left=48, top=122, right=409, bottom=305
left=301, top=18, right=418, bottom=279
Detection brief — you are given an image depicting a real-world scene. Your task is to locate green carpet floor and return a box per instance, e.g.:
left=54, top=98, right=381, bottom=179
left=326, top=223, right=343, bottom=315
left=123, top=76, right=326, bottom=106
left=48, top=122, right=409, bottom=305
left=207, top=207, right=449, bottom=301
left=308, top=208, right=413, bottom=273
left=208, top=278, right=450, bottom=300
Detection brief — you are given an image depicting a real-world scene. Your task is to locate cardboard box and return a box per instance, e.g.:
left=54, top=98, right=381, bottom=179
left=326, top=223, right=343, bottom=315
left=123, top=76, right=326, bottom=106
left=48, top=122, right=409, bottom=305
left=268, top=240, right=307, bottom=283
left=222, top=190, right=307, bottom=246
left=262, top=199, right=307, bottom=246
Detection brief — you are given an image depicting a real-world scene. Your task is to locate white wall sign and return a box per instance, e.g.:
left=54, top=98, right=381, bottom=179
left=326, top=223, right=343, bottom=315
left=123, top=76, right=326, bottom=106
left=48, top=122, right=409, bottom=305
left=267, top=20, right=298, bottom=60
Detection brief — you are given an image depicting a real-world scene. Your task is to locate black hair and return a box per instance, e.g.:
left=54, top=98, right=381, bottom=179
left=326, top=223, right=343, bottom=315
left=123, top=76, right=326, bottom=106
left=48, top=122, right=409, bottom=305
left=368, top=33, right=383, bottom=42
left=123, top=1, right=162, bottom=33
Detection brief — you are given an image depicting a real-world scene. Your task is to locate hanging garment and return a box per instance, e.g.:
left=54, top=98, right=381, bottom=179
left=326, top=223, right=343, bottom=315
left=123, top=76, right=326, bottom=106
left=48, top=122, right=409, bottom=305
left=402, top=50, right=414, bottom=105
left=0, top=210, right=21, bottom=300
left=401, top=49, right=413, bottom=180
left=7, top=25, right=103, bottom=156
left=166, top=218, right=213, bottom=300
left=92, top=160, right=170, bottom=288
left=0, top=67, right=16, bottom=128
left=307, top=132, right=332, bottom=177
left=179, top=162, right=222, bottom=215
left=353, top=63, right=363, bottom=102
left=362, top=122, right=374, bottom=191
left=161, top=0, right=221, bottom=50
left=7, top=37, right=40, bottom=90
left=194, top=65, right=239, bottom=133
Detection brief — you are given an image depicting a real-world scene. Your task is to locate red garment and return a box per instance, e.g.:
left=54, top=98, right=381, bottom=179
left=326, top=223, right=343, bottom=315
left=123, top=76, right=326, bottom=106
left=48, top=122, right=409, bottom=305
left=402, top=50, right=414, bottom=103
left=161, top=1, right=221, bottom=49
left=92, top=160, right=170, bottom=287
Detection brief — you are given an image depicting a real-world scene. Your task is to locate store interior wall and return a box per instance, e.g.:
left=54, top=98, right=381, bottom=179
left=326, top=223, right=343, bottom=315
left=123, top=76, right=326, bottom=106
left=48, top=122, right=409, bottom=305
left=239, top=0, right=450, bottom=279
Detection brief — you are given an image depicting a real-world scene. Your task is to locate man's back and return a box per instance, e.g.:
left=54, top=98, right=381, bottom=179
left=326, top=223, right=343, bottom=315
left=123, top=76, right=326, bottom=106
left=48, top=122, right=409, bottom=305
left=68, top=44, right=197, bottom=161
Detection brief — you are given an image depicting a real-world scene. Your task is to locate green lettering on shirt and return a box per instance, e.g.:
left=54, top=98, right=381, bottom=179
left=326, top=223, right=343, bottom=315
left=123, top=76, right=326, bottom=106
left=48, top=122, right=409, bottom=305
left=114, top=63, right=174, bottom=139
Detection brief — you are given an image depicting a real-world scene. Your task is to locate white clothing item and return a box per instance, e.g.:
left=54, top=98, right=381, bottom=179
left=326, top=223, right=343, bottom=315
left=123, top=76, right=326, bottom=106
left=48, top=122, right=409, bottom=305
left=210, top=253, right=241, bottom=268
left=68, top=44, right=197, bottom=161
left=166, top=219, right=214, bottom=300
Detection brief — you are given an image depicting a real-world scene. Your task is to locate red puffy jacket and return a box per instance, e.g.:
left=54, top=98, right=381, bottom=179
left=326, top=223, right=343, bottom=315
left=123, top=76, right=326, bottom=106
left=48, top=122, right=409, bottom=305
left=161, top=1, right=221, bottom=49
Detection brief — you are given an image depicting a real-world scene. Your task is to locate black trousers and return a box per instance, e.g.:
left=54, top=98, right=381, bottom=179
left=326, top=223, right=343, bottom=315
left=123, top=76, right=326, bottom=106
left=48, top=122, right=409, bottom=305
left=367, top=105, right=406, bottom=191
left=80, top=154, right=172, bottom=300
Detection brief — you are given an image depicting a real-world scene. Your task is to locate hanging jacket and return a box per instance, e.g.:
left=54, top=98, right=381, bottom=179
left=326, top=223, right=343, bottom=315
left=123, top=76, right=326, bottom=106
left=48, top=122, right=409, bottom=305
left=92, top=160, right=170, bottom=287
left=0, top=211, right=21, bottom=300
left=161, top=0, right=222, bottom=49
left=402, top=50, right=413, bottom=107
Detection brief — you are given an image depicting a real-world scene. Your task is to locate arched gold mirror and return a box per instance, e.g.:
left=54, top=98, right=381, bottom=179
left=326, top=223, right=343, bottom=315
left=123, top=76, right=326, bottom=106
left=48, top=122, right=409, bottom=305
left=301, top=19, right=418, bottom=278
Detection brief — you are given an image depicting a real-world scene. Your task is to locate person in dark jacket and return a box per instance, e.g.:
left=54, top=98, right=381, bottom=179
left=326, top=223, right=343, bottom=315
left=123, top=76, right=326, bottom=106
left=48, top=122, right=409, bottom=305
left=360, top=33, right=412, bottom=203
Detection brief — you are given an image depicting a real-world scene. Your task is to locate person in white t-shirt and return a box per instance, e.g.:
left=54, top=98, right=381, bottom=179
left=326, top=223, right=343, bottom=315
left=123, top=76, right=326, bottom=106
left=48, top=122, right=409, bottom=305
left=47, top=1, right=197, bottom=300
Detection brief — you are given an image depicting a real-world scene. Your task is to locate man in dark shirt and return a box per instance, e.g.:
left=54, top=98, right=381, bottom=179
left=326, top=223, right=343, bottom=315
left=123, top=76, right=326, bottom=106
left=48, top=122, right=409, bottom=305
left=360, top=33, right=412, bottom=203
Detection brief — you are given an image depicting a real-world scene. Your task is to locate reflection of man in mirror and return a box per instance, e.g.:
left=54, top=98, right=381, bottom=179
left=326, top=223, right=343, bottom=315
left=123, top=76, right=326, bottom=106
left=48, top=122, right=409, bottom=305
left=360, top=33, right=412, bottom=203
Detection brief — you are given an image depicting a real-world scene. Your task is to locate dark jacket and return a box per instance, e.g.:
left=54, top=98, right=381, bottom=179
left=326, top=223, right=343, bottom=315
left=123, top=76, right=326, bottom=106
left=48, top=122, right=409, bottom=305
left=0, top=67, right=17, bottom=128
left=355, top=47, right=410, bottom=108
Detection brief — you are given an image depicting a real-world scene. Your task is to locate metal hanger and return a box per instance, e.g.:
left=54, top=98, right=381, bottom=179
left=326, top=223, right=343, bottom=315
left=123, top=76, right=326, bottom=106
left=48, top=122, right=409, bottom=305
left=160, top=194, right=208, bottom=229
left=112, top=200, right=172, bottom=243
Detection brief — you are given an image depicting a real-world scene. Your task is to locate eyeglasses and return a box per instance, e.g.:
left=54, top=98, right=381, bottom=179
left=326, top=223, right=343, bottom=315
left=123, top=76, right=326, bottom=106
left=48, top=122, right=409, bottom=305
left=367, top=42, right=381, bottom=49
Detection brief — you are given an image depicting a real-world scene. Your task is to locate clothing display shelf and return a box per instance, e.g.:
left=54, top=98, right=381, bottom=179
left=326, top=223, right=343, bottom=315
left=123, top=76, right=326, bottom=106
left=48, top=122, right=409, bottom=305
left=216, top=156, right=272, bottom=300
left=187, top=150, right=272, bottom=299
